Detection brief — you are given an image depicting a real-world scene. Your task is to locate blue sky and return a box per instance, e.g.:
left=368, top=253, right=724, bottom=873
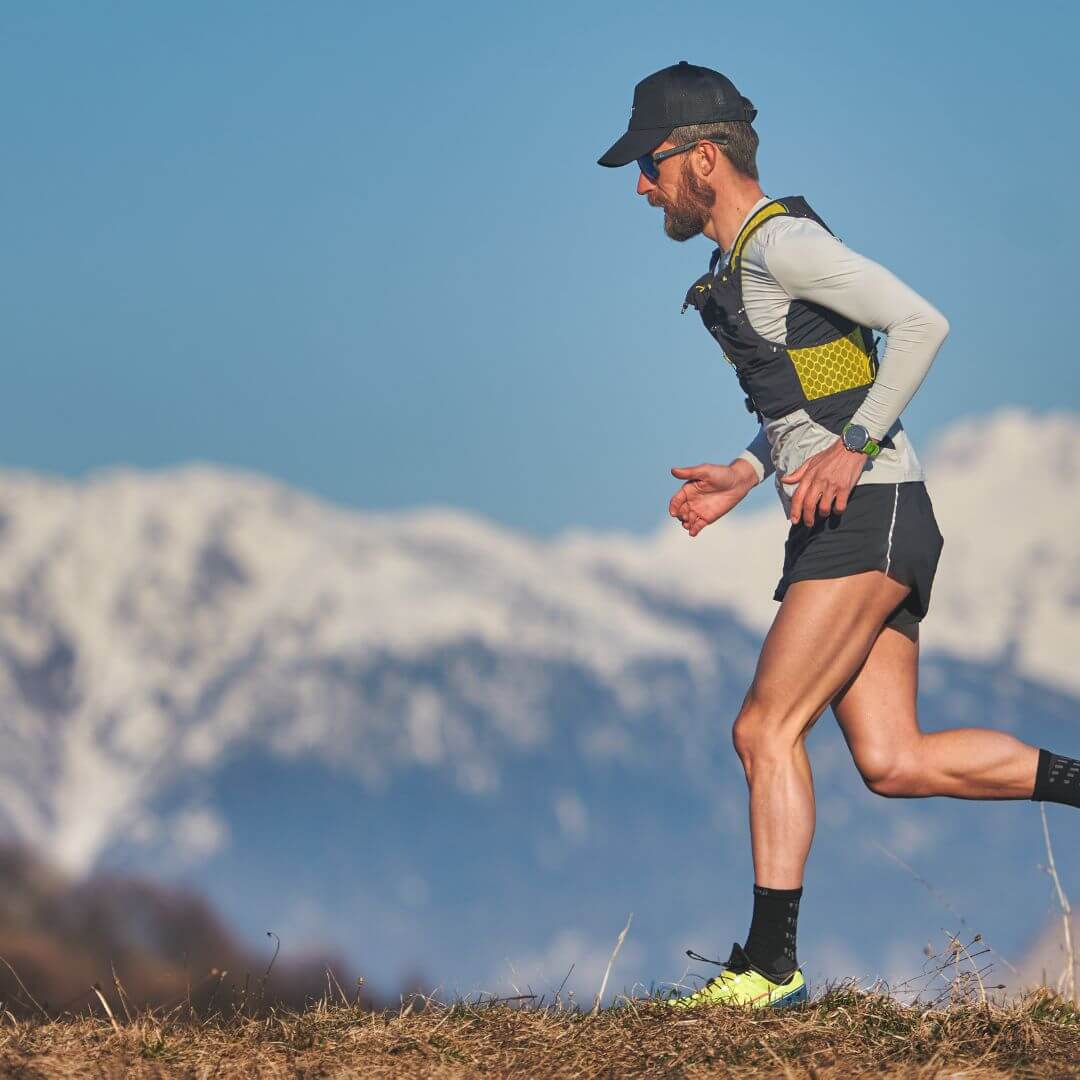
left=2, top=0, right=1077, bottom=533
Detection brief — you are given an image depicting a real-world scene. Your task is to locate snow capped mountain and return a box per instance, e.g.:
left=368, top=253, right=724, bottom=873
left=0, top=465, right=716, bottom=874
left=0, top=408, right=1075, bottom=884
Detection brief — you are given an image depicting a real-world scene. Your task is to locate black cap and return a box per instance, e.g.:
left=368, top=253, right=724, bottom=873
left=597, top=61, right=757, bottom=168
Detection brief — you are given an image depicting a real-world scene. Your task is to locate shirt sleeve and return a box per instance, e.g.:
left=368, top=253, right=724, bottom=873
left=736, top=423, right=775, bottom=483
left=761, top=222, right=949, bottom=441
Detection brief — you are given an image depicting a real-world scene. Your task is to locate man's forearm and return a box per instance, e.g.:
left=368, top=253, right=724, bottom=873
left=848, top=301, right=949, bottom=439
left=736, top=424, right=774, bottom=485
left=730, top=455, right=763, bottom=494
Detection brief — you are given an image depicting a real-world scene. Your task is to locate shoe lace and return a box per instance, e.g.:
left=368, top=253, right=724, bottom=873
left=687, top=945, right=752, bottom=973
left=682, top=946, right=752, bottom=996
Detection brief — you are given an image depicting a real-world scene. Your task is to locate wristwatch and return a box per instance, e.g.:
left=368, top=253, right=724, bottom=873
left=841, top=422, right=882, bottom=458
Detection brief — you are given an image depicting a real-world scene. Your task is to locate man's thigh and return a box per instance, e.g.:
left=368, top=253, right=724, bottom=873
left=831, top=623, right=921, bottom=758
left=748, top=571, right=912, bottom=733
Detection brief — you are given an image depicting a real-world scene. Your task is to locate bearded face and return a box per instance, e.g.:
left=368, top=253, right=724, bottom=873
left=649, top=158, right=716, bottom=242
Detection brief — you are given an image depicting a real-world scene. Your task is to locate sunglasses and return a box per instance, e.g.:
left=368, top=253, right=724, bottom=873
left=637, top=138, right=727, bottom=183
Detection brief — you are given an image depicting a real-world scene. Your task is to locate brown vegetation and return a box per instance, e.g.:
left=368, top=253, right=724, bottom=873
left=0, top=987, right=1074, bottom=1078
left=0, top=841, right=1074, bottom=1075
left=0, top=845, right=369, bottom=1016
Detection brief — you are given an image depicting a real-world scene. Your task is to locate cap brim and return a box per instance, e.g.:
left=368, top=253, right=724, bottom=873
left=596, top=126, right=673, bottom=167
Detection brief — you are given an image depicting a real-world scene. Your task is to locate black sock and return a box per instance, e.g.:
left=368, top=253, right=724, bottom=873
left=1032, top=748, right=1080, bottom=808
left=743, top=884, right=802, bottom=981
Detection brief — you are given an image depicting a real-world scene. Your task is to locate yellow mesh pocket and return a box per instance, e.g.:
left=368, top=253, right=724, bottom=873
left=788, top=330, right=874, bottom=400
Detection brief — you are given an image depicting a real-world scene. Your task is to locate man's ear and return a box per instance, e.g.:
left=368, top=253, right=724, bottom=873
left=695, top=139, right=721, bottom=178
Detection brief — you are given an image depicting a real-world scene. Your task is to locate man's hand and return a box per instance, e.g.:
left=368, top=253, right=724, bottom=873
left=781, top=438, right=867, bottom=526
left=668, top=460, right=755, bottom=537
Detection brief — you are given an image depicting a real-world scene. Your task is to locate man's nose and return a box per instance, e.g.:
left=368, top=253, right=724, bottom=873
left=636, top=170, right=655, bottom=196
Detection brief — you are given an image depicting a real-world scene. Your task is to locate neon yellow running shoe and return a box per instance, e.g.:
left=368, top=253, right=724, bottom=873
left=665, top=944, right=808, bottom=1010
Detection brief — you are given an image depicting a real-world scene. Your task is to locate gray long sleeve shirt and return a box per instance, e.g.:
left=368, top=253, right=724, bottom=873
left=726, top=197, right=949, bottom=512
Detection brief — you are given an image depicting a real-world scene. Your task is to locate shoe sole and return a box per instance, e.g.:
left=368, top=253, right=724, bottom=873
left=664, top=980, right=810, bottom=1010
left=769, top=981, right=809, bottom=1008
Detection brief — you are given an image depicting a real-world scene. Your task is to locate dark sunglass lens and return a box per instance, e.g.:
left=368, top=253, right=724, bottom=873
left=637, top=155, right=659, bottom=182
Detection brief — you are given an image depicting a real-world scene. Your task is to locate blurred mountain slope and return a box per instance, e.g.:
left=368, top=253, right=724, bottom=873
left=0, top=844, right=355, bottom=1015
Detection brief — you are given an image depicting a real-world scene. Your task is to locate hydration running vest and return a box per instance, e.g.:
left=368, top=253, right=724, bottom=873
left=682, top=196, right=881, bottom=434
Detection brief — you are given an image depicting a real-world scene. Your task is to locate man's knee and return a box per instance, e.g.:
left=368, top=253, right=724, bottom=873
left=731, top=710, right=756, bottom=769
left=732, top=694, right=804, bottom=775
left=856, top=742, right=921, bottom=797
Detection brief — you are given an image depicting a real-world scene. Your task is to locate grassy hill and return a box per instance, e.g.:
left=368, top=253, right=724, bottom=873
left=1, top=988, right=1077, bottom=1078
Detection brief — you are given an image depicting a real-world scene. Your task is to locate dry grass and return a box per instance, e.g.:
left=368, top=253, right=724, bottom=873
left=0, top=986, right=1076, bottom=1079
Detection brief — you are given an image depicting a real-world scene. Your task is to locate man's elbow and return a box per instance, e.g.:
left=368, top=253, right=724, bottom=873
left=927, top=306, right=950, bottom=347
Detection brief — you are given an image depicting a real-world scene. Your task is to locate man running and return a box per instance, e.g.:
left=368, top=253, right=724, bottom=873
left=597, top=61, right=1080, bottom=1009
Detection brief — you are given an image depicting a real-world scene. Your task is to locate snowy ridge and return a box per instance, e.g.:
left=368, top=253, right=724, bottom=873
left=0, top=465, right=715, bottom=872
left=0, top=409, right=1074, bottom=873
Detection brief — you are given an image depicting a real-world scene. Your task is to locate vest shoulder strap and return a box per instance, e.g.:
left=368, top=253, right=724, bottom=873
left=729, top=195, right=828, bottom=268
left=730, top=200, right=790, bottom=267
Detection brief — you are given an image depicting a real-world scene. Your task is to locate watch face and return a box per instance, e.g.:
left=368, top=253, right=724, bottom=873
left=843, top=424, right=869, bottom=451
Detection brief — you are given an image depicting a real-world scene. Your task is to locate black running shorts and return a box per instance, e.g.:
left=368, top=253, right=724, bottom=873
left=773, top=480, right=944, bottom=629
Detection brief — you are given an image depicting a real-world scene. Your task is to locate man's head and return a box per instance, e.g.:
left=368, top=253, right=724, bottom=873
left=598, top=62, right=760, bottom=242
left=636, top=122, right=760, bottom=241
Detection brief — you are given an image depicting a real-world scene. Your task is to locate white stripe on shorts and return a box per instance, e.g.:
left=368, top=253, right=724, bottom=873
left=883, top=483, right=900, bottom=575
